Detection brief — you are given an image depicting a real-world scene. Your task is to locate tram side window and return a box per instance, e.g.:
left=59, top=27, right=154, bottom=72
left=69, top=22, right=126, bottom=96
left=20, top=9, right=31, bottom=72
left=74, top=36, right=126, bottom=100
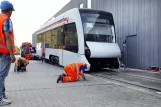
left=37, top=34, right=42, bottom=48
left=44, top=26, right=64, bottom=49
left=41, top=33, right=46, bottom=48
left=37, top=34, right=42, bottom=43
left=56, top=26, right=64, bottom=49
left=51, top=29, right=57, bottom=48
left=45, top=30, right=53, bottom=48
left=64, top=23, right=78, bottom=53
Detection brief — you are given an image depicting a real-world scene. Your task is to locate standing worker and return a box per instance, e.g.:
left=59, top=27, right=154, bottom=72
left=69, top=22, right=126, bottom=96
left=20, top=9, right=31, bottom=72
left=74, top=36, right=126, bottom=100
left=24, top=44, right=31, bottom=60
left=57, top=62, right=87, bottom=83
left=0, top=0, right=16, bottom=106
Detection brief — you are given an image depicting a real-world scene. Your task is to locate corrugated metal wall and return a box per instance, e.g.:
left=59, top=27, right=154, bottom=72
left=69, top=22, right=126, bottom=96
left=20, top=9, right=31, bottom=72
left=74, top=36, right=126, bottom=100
left=53, top=0, right=160, bottom=69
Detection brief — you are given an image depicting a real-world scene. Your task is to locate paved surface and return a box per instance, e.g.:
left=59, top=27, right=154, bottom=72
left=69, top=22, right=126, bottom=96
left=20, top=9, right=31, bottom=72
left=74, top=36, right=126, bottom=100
left=91, top=68, right=161, bottom=91
left=3, top=61, right=161, bottom=107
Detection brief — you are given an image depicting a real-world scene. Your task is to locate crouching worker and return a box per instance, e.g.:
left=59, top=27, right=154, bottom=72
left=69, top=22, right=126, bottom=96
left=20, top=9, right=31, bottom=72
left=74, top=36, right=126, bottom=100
left=14, top=57, right=29, bottom=72
left=57, top=62, right=87, bottom=83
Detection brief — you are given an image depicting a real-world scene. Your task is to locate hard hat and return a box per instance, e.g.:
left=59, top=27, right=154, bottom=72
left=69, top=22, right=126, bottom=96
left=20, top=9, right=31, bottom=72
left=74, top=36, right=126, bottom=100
left=0, top=0, right=15, bottom=11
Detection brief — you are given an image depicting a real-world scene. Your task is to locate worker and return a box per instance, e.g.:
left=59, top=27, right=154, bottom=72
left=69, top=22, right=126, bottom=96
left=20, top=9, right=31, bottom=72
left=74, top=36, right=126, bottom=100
left=14, top=57, right=29, bottom=72
left=57, top=62, right=87, bottom=83
left=0, top=0, right=16, bottom=105
left=24, top=44, right=31, bottom=60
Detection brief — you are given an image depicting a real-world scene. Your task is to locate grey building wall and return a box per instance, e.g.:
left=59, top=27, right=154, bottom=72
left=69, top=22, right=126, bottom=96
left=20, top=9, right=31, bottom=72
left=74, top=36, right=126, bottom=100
left=54, top=0, right=161, bottom=70
left=95, top=0, right=160, bottom=69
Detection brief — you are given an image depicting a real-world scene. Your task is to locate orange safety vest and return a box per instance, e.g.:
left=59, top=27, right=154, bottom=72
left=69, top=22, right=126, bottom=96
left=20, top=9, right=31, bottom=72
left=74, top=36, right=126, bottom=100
left=0, top=14, right=15, bottom=54
left=68, top=62, right=84, bottom=80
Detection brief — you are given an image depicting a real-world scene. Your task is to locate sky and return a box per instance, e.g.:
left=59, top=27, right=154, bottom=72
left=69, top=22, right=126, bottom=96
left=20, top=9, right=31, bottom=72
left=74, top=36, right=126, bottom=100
left=0, top=0, right=71, bottom=47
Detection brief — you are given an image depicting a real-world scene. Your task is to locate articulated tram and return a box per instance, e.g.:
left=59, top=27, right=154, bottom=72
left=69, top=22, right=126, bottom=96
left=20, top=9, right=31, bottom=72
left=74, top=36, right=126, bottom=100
left=32, top=8, right=121, bottom=71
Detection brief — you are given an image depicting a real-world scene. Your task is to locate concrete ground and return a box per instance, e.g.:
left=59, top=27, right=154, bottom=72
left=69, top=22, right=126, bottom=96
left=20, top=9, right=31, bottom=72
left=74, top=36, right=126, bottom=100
left=3, top=60, right=161, bottom=107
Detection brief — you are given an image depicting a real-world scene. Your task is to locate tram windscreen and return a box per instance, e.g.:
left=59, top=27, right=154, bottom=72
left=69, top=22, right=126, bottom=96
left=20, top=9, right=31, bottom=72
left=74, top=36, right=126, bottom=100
left=80, top=13, right=115, bottom=43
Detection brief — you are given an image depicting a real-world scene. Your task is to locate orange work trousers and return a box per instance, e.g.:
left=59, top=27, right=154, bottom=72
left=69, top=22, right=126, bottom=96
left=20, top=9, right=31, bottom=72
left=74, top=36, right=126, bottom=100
left=62, top=66, right=77, bottom=82
left=24, top=54, right=30, bottom=60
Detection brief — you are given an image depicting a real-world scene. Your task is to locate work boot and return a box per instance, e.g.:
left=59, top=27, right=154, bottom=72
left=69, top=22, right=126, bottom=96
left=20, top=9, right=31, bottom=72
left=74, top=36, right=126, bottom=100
left=57, top=75, right=63, bottom=83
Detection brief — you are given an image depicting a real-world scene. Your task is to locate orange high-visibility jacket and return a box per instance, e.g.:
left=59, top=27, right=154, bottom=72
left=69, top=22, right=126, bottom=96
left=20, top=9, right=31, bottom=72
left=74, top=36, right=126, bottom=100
left=62, top=62, right=85, bottom=82
left=0, top=14, right=15, bottom=54
left=68, top=62, right=84, bottom=79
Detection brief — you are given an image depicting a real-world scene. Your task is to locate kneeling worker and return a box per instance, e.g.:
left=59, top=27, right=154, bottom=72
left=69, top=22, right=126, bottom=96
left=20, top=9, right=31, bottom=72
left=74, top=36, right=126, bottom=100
left=14, top=57, right=29, bottom=72
left=57, top=62, right=87, bottom=83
